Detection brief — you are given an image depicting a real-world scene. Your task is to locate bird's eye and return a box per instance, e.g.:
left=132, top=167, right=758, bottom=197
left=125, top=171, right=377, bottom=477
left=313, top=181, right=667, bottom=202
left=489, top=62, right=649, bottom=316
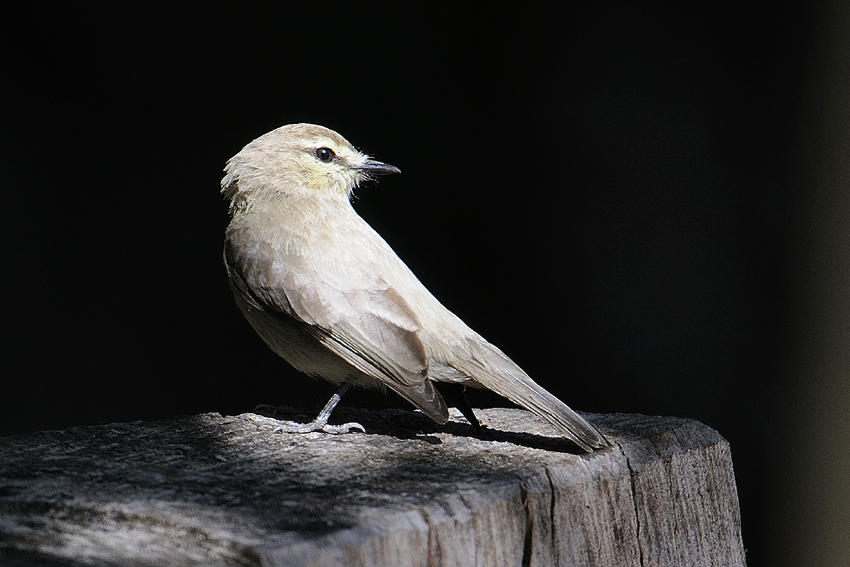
left=316, top=147, right=335, bottom=163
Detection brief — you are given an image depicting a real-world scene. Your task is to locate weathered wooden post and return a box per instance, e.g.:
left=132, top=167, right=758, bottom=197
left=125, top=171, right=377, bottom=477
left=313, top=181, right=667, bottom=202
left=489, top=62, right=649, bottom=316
left=0, top=408, right=745, bottom=566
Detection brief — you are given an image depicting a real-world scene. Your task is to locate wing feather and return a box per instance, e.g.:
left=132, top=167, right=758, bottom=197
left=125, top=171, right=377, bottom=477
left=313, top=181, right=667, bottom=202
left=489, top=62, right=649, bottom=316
left=225, top=238, right=448, bottom=423
left=450, top=337, right=607, bottom=451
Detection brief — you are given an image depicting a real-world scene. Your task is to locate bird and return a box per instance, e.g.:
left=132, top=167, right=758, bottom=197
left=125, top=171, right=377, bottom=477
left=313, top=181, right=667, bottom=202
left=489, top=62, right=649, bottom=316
left=221, top=123, right=607, bottom=451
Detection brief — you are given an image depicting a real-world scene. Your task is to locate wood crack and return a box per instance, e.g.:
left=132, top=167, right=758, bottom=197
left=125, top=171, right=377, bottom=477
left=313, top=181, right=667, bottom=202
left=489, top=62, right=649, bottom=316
left=618, top=440, right=646, bottom=567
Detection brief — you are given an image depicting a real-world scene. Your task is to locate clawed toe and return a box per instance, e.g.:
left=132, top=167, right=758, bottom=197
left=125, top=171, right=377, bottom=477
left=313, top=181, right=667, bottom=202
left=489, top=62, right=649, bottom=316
left=321, top=422, right=366, bottom=434
left=273, top=419, right=365, bottom=434
left=273, top=420, right=315, bottom=434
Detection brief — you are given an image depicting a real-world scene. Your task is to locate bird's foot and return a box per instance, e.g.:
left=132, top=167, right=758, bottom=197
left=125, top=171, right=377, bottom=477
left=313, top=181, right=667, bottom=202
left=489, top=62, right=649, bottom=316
left=267, top=383, right=364, bottom=434
left=273, top=419, right=365, bottom=435
left=320, top=421, right=366, bottom=434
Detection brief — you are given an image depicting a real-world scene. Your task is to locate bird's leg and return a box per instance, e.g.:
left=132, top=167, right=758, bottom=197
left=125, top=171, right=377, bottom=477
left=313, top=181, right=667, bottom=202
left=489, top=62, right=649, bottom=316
left=273, top=383, right=365, bottom=434
left=436, top=382, right=483, bottom=433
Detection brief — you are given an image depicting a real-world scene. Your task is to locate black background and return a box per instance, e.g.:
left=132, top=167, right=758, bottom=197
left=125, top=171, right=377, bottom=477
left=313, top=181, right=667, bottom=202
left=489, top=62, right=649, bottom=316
left=3, top=4, right=847, bottom=566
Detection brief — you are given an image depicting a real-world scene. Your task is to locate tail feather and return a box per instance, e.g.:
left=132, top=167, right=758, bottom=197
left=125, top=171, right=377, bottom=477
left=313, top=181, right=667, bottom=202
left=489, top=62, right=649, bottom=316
left=451, top=337, right=607, bottom=452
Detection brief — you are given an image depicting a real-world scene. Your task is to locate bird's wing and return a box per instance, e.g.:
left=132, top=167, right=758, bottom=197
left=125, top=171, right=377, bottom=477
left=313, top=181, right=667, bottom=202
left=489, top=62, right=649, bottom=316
left=225, top=240, right=448, bottom=423
left=294, top=278, right=448, bottom=424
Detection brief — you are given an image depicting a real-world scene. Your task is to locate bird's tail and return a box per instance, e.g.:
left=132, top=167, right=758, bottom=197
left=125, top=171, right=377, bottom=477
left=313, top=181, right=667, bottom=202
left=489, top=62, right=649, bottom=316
left=451, top=337, right=607, bottom=452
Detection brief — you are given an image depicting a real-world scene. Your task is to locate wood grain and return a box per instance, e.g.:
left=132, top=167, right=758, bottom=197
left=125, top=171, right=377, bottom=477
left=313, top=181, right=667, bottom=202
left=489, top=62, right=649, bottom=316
left=0, top=408, right=745, bottom=566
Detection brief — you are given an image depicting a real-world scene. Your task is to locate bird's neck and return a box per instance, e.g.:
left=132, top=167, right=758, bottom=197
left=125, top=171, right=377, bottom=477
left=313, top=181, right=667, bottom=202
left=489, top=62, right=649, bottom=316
left=227, top=192, right=360, bottom=235
left=229, top=187, right=353, bottom=216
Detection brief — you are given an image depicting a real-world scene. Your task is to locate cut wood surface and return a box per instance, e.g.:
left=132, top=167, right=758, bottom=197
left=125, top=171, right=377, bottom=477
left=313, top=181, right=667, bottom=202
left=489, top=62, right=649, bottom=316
left=0, top=408, right=746, bottom=566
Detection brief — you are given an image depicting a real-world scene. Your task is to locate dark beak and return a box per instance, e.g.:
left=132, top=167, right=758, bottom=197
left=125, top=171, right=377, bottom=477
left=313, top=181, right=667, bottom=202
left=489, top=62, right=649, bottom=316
left=359, top=158, right=401, bottom=176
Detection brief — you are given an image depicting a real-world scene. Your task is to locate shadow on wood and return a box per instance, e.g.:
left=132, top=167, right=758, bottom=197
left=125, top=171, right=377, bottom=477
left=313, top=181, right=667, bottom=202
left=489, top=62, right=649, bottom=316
left=0, top=408, right=745, bottom=566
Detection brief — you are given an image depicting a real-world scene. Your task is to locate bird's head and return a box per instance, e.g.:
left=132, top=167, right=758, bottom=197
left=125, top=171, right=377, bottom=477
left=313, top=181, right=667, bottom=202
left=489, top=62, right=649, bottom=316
left=221, top=123, right=400, bottom=207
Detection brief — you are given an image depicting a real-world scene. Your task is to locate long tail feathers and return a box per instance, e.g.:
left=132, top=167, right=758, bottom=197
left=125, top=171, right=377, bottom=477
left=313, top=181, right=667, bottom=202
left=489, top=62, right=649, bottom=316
left=451, top=338, right=608, bottom=452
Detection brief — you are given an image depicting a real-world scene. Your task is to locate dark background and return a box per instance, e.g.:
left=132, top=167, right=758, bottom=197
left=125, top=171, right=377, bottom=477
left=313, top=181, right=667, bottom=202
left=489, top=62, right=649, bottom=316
left=3, top=4, right=848, bottom=566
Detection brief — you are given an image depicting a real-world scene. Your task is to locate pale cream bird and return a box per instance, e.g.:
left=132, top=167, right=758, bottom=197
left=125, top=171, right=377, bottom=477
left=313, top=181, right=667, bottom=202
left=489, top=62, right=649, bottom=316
left=221, top=123, right=607, bottom=451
